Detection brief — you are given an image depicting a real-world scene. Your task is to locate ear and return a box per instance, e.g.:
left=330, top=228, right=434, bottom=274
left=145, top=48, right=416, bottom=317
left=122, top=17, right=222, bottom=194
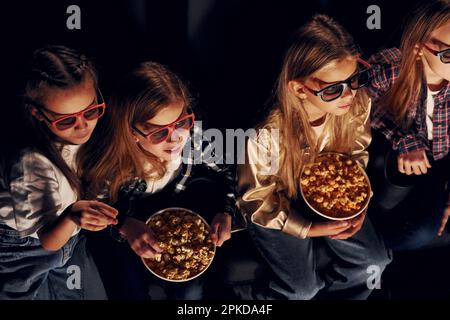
left=130, top=128, right=140, bottom=143
left=288, top=80, right=307, bottom=100
left=30, top=106, right=45, bottom=121
left=414, top=44, right=424, bottom=58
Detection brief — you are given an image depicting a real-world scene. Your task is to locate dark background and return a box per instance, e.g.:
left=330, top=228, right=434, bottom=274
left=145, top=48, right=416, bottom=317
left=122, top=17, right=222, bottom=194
left=3, top=0, right=449, bottom=299
left=1, top=0, right=421, bottom=133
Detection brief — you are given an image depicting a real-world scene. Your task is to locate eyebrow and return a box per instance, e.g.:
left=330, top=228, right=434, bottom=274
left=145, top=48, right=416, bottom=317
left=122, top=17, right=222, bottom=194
left=143, top=109, right=186, bottom=129
left=44, top=97, right=97, bottom=116
left=314, top=78, right=341, bottom=86
left=432, top=38, right=450, bottom=48
left=314, top=70, right=359, bottom=86
left=312, top=64, right=360, bottom=87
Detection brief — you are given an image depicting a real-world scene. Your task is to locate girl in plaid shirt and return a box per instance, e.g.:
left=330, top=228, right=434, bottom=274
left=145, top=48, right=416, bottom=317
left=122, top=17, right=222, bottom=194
left=81, top=62, right=240, bottom=299
left=367, top=0, right=450, bottom=250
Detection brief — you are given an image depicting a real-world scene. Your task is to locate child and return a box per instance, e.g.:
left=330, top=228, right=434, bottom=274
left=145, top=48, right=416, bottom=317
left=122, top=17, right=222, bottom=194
left=0, top=45, right=118, bottom=299
left=237, top=14, right=391, bottom=300
left=367, top=0, right=450, bottom=250
left=82, top=62, right=241, bottom=299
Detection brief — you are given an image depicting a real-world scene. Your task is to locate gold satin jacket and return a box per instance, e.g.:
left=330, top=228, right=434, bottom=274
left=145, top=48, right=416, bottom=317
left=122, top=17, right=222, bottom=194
left=237, top=101, right=372, bottom=239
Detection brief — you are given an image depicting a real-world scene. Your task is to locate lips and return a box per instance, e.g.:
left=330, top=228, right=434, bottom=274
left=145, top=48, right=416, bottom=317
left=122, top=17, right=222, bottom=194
left=164, top=145, right=183, bottom=154
left=338, top=104, right=351, bottom=109
left=73, top=131, right=91, bottom=139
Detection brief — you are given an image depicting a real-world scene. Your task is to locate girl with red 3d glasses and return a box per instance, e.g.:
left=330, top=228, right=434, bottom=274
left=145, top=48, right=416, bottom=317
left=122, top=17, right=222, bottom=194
left=0, top=45, right=117, bottom=299
left=367, top=0, right=450, bottom=251
left=81, top=62, right=243, bottom=300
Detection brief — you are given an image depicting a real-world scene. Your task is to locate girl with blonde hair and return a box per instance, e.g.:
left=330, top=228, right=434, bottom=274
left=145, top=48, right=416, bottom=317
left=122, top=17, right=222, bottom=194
left=238, top=14, right=391, bottom=300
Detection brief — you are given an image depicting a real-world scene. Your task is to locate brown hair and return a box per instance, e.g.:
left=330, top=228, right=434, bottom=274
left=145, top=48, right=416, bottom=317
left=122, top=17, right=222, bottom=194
left=262, top=14, right=369, bottom=199
left=384, top=0, right=450, bottom=127
left=81, top=62, right=191, bottom=202
left=23, top=45, right=98, bottom=196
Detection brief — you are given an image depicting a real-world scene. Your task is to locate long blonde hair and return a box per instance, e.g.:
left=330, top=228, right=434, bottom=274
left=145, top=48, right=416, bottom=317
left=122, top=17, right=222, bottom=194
left=81, top=62, right=191, bottom=202
left=262, top=14, right=369, bottom=199
left=384, top=0, right=450, bottom=127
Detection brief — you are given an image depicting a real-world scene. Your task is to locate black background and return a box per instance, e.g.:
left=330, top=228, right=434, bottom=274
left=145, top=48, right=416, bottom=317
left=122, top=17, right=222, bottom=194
left=1, top=0, right=422, bottom=134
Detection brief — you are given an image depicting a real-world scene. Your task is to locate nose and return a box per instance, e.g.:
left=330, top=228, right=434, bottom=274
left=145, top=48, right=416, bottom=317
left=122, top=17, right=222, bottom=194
left=341, top=86, right=354, bottom=99
left=74, top=115, right=88, bottom=129
left=169, top=128, right=184, bottom=142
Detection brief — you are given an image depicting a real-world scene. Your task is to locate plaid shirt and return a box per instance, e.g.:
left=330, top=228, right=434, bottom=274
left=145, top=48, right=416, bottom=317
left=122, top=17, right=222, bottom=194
left=368, top=47, right=450, bottom=161
left=116, top=124, right=243, bottom=229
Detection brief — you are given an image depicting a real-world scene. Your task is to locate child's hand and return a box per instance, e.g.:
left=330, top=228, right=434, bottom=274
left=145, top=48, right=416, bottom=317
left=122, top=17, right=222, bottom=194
left=120, top=217, right=163, bottom=259
left=397, top=149, right=431, bottom=175
left=210, top=213, right=232, bottom=247
left=69, top=200, right=118, bottom=232
left=307, top=220, right=351, bottom=238
left=438, top=202, right=450, bottom=236
left=328, top=208, right=367, bottom=240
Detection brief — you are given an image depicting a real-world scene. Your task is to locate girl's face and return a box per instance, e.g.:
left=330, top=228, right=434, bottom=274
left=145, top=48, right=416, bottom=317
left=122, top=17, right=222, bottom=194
left=32, top=78, right=99, bottom=145
left=133, top=101, right=190, bottom=162
left=294, top=56, right=359, bottom=118
left=422, top=21, right=450, bottom=84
